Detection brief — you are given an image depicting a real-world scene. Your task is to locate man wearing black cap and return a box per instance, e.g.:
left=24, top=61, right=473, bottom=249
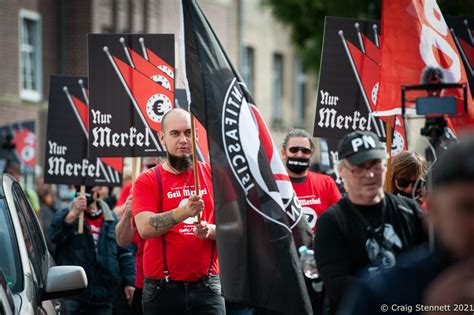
left=314, top=131, right=426, bottom=314
left=339, top=136, right=474, bottom=315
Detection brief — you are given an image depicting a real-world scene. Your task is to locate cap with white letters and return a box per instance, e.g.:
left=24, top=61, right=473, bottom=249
left=337, top=130, right=386, bottom=165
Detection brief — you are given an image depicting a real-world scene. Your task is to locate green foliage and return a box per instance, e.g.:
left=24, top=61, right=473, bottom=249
left=261, top=0, right=473, bottom=74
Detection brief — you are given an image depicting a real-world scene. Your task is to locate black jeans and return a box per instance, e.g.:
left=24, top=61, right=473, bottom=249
left=131, top=287, right=143, bottom=315
left=142, top=276, right=225, bottom=315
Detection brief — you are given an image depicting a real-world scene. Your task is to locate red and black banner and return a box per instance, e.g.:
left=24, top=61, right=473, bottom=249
left=313, top=17, right=407, bottom=157
left=0, top=121, right=36, bottom=174
left=375, top=1, right=473, bottom=131
left=182, top=1, right=311, bottom=313
left=88, top=34, right=175, bottom=157
left=45, top=75, right=123, bottom=186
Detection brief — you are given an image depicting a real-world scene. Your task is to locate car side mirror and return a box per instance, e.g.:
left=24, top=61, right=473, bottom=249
left=41, top=266, right=88, bottom=301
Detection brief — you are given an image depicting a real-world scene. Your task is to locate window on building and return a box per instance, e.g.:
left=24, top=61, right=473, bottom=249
left=19, top=10, right=42, bottom=102
left=295, top=57, right=307, bottom=127
left=272, top=53, right=283, bottom=127
left=242, top=46, right=255, bottom=94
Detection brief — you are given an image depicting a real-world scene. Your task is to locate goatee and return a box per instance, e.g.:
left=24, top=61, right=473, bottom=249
left=168, top=153, right=193, bottom=172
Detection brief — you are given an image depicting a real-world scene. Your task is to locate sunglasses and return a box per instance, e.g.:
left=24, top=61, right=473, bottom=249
left=288, top=146, right=313, bottom=154
left=344, top=161, right=386, bottom=177
left=397, top=178, right=426, bottom=189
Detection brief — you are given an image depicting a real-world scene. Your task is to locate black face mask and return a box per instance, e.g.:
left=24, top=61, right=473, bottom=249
left=168, top=153, right=193, bottom=172
left=286, top=157, right=310, bottom=174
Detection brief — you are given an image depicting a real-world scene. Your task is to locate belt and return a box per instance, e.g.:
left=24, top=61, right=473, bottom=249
left=145, top=276, right=210, bottom=289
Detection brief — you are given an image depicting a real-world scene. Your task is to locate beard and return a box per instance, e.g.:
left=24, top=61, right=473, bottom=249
left=168, top=153, right=193, bottom=172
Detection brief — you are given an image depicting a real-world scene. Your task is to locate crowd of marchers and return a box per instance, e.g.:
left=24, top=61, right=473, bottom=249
left=4, top=108, right=473, bottom=315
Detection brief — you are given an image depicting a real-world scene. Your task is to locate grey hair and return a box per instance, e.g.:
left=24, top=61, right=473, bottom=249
left=282, top=129, right=315, bottom=150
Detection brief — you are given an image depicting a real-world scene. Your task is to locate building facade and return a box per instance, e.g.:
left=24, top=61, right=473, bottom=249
left=0, top=0, right=317, bottom=176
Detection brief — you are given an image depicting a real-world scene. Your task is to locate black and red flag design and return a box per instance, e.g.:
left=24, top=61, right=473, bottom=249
left=45, top=75, right=123, bottom=187
left=88, top=34, right=175, bottom=157
left=181, top=1, right=311, bottom=313
left=314, top=17, right=407, bottom=170
left=0, top=121, right=36, bottom=174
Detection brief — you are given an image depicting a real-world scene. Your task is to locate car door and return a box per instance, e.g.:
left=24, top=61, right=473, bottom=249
left=4, top=176, right=58, bottom=314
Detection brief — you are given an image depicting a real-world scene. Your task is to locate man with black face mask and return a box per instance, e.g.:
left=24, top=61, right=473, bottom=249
left=281, top=129, right=341, bottom=234
left=281, top=129, right=341, bottom=315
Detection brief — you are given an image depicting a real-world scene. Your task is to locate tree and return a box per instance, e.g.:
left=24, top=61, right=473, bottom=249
left=261, top=0, right=473, bottom=74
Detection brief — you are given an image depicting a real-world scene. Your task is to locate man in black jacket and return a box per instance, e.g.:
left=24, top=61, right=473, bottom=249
left=314, top=131, right=426, bottom=314
left=339, top=136, right=474, bottom=315
left=49, top=186, right=135, bottom=315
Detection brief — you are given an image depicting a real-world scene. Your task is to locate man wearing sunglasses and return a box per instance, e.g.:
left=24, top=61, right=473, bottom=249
left=281, top=129, right=341, bottom=315
left=314, top=131, right=426, bottom=315
left=281, top=129, right=341, bottom=234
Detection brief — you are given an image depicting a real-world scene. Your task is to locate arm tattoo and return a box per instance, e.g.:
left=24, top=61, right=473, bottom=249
left=149, top=211, right=178, bottom=231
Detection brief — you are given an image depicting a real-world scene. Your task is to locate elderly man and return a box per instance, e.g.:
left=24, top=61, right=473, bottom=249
left=339, top=136, right=474, bottom=315
left=314, top=131, right=426, bottom=315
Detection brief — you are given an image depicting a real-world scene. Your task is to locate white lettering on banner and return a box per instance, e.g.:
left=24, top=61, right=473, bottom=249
left=48, top=141, right=67, bottom=155
left=419, top=0, right=461, bottom=82
left=91, top=109, right=112, bottom=124
left=424, top=0, right=448, bottom=36
left=317, top=107, right=369, bottom=131
left=351, top=135, right=376, bottom=152
left=47, top=157, right=101, bottom=178
left=92, top=126, right=150, bottom=148
left=166, top=187, right=209, bottom=199
left=320, top=90, right=339, bottom=106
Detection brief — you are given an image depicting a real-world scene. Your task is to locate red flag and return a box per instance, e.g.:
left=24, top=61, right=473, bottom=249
left=127, top=47, right=175, bottom=93
left=345, top=36, right=408, bottom=152
left=14, top=128, right=36, bottom=168
left=375, top=0, right=473, bottom=131
left=459, top=38, right=473, bottom=73
left=146, top=48, right=175, bottom=80
left=112, top=55, right=174, bottom=133
left=71, top=95, right=89, bottom=131
left=361, top=34, right=381, bottom=64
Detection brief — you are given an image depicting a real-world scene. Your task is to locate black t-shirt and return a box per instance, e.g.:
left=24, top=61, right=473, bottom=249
left=314, top=193, right=427, bottom=315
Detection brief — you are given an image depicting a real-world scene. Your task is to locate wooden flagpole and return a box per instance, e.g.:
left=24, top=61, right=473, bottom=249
left=78, top=185, right=85, bottom=234
left=190, top=115, right=201, bottom=223
left=384, top=116, right=394, bottom=192
left=131, top=157, right=142, bottom=188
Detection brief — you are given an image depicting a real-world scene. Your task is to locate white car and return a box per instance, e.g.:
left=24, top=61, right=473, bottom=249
left=0, top=174, right=87, bottom=314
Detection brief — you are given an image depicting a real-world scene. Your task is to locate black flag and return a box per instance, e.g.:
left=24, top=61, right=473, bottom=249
left=181, top=1, right=312, bottom=313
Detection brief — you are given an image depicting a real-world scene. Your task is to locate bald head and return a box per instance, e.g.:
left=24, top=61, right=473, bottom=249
left=161, top=108, right=190, bottom=133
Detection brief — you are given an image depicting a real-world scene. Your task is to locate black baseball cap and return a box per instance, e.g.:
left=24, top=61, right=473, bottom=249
left=338, top=130, right=386, bottom=165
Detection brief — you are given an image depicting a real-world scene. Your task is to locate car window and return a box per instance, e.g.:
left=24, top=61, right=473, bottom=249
left=0, top=198, right=23, bottom=293
left=13, top=183, right=47, bottom=283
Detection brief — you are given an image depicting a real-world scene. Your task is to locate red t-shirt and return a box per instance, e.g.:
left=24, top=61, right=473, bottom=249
left=116, top=182, right=132, bottom=207
left=292, top=172, right=341, bottom=233
left=84, top=215, right=104, bottom=255
left=132, top=162, right=218, bottom=281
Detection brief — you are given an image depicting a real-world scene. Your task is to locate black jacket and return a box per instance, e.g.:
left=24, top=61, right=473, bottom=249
left=48, top=199, right=135, bottom=305
left=314, top=193, right=427, bottom=314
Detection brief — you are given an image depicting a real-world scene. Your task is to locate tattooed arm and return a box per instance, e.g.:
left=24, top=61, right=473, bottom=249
left=135, top=195, right=204, bottom=239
